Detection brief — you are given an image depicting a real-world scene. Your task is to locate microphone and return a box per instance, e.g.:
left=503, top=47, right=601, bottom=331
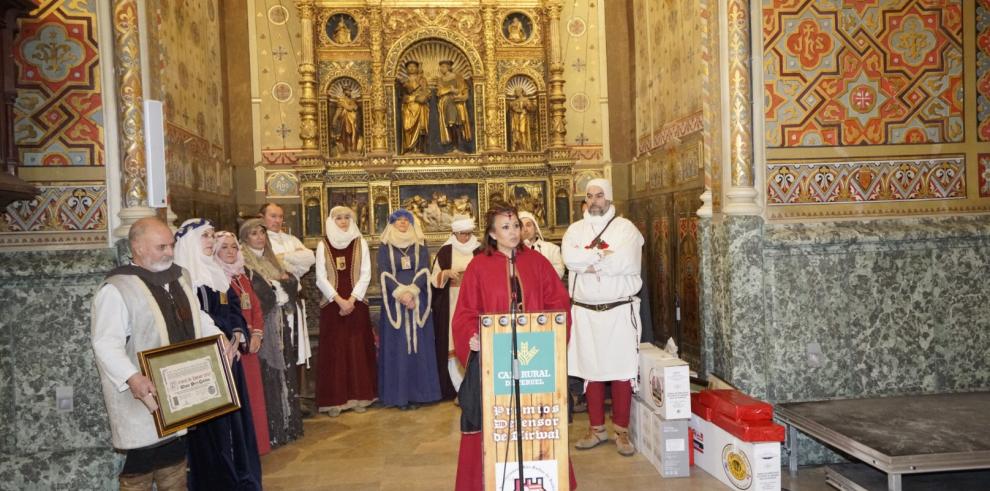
left=510, top=246, right=516, bottom=265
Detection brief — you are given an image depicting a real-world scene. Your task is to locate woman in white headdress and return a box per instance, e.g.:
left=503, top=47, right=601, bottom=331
left=377, top=209, right=441, bottom=409
left=173, top=218, right=262, bottom=490
left=429, top=215, right=480, bottom=399
left=314, top=206, right=377, bottom=416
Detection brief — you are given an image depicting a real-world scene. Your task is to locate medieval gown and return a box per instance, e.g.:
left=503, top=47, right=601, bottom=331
left=246, top=268, right=301, bottom=448
left=377, top=242, right=442, bottom=407
left=451, top=247, right=577, bottom=490
left=229, top=272, right=271, bottom=456
left=315, top=237, right=377, bottom=410
left=188, top=286, right=262, bottom=491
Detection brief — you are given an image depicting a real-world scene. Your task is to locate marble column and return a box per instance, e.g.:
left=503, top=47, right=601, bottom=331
left=296, top=0, right=318, bottom=153
left=111, top=0, right=155, bottom=239
left=721, top=0, right=760, bottom=215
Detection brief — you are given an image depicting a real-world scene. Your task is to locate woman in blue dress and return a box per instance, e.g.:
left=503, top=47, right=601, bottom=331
left=378, top=209, right=441, bottom=409
left=173, top=218, right=262, bottom=490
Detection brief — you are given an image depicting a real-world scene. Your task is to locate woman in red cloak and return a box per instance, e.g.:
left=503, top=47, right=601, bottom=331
left=452, top=204, right=577, bottom=490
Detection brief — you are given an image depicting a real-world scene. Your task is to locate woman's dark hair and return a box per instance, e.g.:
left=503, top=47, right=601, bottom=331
left=482, top=203, right=524, bottom=255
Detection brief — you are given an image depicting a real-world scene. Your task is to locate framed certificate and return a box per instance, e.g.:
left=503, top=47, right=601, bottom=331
left=138, top=334, right=241, bottom=437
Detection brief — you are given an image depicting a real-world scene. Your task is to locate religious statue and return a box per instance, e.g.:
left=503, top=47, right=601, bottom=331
left=451, top=195, right=474, bottom=219
left=508, top=87, right=535, bottom=152
left=400, top=60, right=430, bottom=154
left=436, top=60, right=472, bottom=148
left=331, top=87, right=361, bottom=154
left=507, top=17, right=527, bottom=43
left=332, top=20, right=352, bottom=44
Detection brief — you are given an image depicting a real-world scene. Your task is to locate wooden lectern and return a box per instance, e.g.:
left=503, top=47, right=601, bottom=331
left=480, top=311, right=570, bottom=491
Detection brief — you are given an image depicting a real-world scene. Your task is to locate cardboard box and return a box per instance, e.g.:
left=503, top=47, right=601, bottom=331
left=690, top=402, right=781, bottom=491
left=632, top=396, right=691, bottom=478
left=638, top=348, right=691, bottom=420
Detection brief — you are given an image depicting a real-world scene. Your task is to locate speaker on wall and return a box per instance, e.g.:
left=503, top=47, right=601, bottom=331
left=144, top=99, right=167, bottom=208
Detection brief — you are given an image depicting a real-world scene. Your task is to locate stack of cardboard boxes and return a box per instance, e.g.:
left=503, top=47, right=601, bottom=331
left=629, top=343, right=692, bottom=478
left=690, top=389, right=785, bottom=490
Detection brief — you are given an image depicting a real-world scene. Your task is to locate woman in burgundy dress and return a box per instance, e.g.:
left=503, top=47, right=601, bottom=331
left=314, top=206, right=378, bottom=416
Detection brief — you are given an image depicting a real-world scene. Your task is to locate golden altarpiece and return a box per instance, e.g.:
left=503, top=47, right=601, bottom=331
left=292, top=0, right=588, bottom=246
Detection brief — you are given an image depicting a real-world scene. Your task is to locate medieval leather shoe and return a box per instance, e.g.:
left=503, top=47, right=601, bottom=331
left=574, top=425, right=608, bottom=450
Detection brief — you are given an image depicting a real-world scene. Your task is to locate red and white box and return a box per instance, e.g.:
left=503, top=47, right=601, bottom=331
left=690, top=391, right=783, bottom=491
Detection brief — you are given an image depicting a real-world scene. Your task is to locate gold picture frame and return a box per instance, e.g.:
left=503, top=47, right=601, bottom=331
left=138, top=335, right=241, bottom=438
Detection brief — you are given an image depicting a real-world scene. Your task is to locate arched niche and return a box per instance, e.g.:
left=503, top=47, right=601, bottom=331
left=504, top=74, right=543, bottom=152
left=384, top=29, right=485, bottom=155
left=393, top=39, right=478, bottom=155
left=320, top=76, right=367, bottom=157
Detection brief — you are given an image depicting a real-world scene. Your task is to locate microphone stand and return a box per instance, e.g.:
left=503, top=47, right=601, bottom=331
left=509, top=247, right=525, bottom=488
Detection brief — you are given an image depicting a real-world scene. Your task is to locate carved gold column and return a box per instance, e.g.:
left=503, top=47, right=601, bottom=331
left=369, top=7, right=388, bottom=153
left=545, top=1, right=566, bottom=148
left=297, top=0, right=318, bottom=153
left=722, top=0, right=760, bottom=215
left=112, top=0, right=154, bottom=238
left=482, top=5, right=501, bottom=151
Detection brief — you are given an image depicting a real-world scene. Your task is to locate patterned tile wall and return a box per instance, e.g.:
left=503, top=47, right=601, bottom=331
left=763, top=0, right=963, bottom=147
left=634, top=0, right=703, bottom=154
left=767, top=156, right=965, bottom=204
left=978, top=0, right=990, bottom=141
left=1, top=185, right=106, bottom=232
left=13, top=1, right=104, bottom=167
left=147, top=0, right=232, bottom=197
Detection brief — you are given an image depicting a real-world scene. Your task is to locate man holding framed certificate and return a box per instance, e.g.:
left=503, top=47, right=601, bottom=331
left=92, top=217, right=226, bottom=490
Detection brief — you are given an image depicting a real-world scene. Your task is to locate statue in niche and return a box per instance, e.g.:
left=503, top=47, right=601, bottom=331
left=436, top=60, right=472, bottom=148
left=333, top=21, right=352, bottom=44
left=507, top=17, right=526, bottom=42
left=399, top=60, right=430, bottom=154
left=508, top=87, right=535, bottom=152
left=330, top=87, right=362, bottom=154
left=328, top=13, right=356, bottom=45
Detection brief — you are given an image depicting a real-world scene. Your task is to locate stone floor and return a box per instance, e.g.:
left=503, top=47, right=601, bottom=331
left=261, top=401, right=833, bottom=490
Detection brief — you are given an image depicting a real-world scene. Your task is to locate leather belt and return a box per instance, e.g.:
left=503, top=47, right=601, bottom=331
left=572, top=298, right=633, bottom=312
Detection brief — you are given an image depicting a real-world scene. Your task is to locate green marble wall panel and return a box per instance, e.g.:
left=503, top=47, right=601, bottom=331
left=0, top=248, right=120, bottom=490
left=700, top=215, right=990, bottom=465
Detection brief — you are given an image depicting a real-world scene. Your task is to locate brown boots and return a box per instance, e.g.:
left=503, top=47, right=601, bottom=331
left=574, top=425, right=636, bottom=456
left=574, top=425, right=609, bottom=450
left=614, top=426, right=635, bottom=456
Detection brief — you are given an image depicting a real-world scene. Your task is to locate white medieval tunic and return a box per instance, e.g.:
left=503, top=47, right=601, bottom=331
left=530, top=238, right=565, bottom=279
left=562, top=206, right=644, bottom=383
left=268, top=230, right=315, bottom=367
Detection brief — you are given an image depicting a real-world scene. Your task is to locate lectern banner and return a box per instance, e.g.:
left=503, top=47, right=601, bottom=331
left=481, top=312, right=569, bottom=491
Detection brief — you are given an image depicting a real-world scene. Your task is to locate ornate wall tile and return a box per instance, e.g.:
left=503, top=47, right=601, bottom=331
left=12, top=1, right=104, bottom=167
left=763, top=0, right=963, bottom=147
left=977, top=1, right=990, bottom=141
left=2, top=185, right=106, bottom=233
left=767, top=156, right=965, bottom=204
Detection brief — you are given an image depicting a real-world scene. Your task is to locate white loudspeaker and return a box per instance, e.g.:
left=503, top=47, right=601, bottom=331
left=144, top=99, right=167, bottom=208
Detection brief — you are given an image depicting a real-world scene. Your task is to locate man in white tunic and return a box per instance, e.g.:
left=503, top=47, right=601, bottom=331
left=261, top=203, right=314, bottom=369
left=91, top=217, right=225, bottom=490
left=519, top=210, right=564, bottom=279
left=563, top=178, right=644, bottom=456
